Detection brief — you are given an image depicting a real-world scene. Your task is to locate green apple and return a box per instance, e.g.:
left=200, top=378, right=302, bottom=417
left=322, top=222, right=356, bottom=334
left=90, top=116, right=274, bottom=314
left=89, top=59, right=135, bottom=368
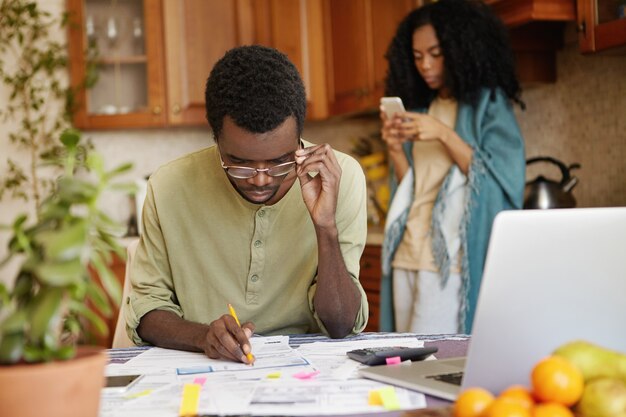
left=554, top=341, right=626, bottom=383
left=576, top=378, right=626, bottom=417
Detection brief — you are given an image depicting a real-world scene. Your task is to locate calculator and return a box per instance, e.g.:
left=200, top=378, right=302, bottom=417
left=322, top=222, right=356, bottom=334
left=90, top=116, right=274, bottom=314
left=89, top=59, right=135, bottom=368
left=346, top=346, right=438, bottom=366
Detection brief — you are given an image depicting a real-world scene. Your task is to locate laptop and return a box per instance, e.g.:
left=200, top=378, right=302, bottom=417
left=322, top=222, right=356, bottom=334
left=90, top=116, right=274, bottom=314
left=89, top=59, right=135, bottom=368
left=360, top=207, right=626, bottom=400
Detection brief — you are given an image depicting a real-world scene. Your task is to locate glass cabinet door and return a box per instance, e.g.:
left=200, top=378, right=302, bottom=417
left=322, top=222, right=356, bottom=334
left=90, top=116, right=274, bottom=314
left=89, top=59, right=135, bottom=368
left=578, top=0, right=626, bottom=53
left=596, top=0, right=626, bottom=24
left=68, top=0, right=166, bottom=129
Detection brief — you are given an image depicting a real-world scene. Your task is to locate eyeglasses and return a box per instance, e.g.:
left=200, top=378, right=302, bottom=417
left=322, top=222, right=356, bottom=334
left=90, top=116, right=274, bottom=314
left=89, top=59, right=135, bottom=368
left=220, top=158, right=296, bottom=179
left=219, top=139, right=303, bottom=179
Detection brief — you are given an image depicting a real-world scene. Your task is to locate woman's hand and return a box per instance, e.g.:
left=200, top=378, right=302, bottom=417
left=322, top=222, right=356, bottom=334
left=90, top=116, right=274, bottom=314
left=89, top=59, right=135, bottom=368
left=399, top=112, right=453, bottom=142
left=380, top=107, right=411, bottom=181
left=380, top=108, right=407, bottom=153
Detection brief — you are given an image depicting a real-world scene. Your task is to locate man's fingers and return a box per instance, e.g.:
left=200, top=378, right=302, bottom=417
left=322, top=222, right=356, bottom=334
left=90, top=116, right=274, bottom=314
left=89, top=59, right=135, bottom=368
left=206, top=316, right=251, bottom=363
left=296, top=144, right=340, bottom=172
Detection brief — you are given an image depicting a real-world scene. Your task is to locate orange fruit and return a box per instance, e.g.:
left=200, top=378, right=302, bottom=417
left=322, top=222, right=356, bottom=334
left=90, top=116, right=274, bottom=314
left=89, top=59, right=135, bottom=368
left=532, top=402, right=575, bottom=417
left=531, top=356, right=584, bottom=406
left=499, top=385, right=535, bottom=410
left=454, top=387, right=496, bottom=417
left=483, top=397, right=532, bottom=417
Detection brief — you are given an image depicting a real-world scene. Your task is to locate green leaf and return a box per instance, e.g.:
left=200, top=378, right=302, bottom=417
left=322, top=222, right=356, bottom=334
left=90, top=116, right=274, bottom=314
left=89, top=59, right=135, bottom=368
left=105, top=162, right=133, bottom=179
left=56, top=177, right=98, bottom=203
left=69, top=300, right=108, bottom=336
left=91, top=253, right=121, bottom=305
left=34, top=258, right=82, bottom=286
left=29, top=287, right=63, bottom=341
left=0, top=332, right=25, bottom=364
left=86, top=153, right=104, bottom=175
left=86, top=280, right=112, bottom=317
left=23, top=345, right=45, bottom=363
left=11, top=273, right=34, bottom=301
left=35, top=220, right=87, bottom=262
left=60, top=128, right=80, bottom=149
left=64, top=315, right=81, bottom=336
left=0, top=310, right=27, bottom=334
left=55, top=345, right=75, bottom=360
left=0, top=283, right=10, bottom=306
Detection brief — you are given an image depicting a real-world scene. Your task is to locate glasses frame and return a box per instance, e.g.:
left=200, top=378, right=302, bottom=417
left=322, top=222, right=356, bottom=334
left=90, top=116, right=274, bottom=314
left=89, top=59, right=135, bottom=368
left=219, top=139, right=303, bottom=180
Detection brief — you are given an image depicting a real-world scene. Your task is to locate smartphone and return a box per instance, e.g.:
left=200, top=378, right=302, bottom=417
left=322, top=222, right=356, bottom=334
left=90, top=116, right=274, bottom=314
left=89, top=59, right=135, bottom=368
left=380, top=96, right=406, bottom=119
left=347, top=346, right=438, bottom=366
left=103, top=374, right=144, bottom=394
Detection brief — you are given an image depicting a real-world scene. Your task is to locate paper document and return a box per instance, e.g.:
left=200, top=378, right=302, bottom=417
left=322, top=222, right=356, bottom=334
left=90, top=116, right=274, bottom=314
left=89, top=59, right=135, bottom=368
left=100, top=334, right=430, bottom=416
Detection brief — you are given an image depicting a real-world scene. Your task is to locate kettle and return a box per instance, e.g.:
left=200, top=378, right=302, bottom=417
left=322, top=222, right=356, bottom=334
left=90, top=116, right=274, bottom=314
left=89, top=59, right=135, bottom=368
left=523, top=156, right=581, bottom=209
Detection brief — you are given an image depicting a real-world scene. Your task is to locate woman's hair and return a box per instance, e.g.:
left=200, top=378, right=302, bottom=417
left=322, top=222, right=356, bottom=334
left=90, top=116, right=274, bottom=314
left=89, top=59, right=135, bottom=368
left=385, top=0, right=524, bottom=109
left=205, top=45, right=307, bottom=139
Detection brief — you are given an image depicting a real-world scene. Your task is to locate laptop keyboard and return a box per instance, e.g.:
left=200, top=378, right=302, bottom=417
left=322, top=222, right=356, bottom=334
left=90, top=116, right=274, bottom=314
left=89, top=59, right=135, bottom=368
left=426, top=371, right=464, bottom=386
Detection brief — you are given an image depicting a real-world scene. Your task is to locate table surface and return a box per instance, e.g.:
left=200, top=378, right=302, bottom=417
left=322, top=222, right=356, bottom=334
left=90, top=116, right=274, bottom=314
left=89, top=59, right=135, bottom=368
left=303, top=334, right=469, bottom=417
left=106, top=333, right=468, bottom=417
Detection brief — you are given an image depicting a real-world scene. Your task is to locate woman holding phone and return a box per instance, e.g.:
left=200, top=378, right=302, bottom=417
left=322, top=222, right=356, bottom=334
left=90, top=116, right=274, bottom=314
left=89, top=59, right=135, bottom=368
left=379, top=0, right=526, bottom=334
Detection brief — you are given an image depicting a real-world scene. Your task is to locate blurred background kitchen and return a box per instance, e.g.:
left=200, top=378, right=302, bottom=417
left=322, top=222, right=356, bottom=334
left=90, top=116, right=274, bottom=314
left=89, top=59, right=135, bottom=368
left=1, top=0, right=625, bottom=306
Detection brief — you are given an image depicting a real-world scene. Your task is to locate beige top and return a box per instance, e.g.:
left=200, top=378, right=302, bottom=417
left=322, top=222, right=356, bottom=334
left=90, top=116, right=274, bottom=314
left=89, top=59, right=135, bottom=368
left=125, top=143, right=368, bottom=344
left=392, top=97, right=460, bottom=272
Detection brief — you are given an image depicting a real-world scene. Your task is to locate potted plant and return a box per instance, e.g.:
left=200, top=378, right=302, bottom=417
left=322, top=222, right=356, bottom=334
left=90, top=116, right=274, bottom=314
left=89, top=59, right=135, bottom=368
left=0, top=128, right=133, bottom=417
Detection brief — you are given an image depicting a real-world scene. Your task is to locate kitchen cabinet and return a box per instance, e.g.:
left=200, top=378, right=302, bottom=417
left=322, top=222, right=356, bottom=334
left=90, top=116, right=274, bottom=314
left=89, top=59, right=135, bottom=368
left=577, top=0, right=626, bottom=53
left=67, top=0, right=168, bottom=129
left=68, top=0, right=419, bottom=127
left=67, top=0, right=254, bottom=129
left=486, top=0, right=576, bottom=83
left=360, top=244, right=382, bottom=332
left=162, top=0, right=254, bottom=125
left=319, top=0, right=416, bottom=116
left=253, top=0, right=418, bottom=119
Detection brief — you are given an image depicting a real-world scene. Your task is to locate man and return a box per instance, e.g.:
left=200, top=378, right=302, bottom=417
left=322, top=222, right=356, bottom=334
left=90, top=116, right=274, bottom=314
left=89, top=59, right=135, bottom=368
left=125, top=45, right=368, bottom=363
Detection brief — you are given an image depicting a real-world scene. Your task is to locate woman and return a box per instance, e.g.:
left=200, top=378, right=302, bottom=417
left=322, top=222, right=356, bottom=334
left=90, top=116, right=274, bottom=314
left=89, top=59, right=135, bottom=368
left=379, top=0, right=526, bottom=334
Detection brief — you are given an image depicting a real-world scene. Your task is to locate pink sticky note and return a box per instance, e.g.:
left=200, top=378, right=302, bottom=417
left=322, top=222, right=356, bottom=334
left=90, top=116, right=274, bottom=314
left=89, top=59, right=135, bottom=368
left=385, top=356, right=401, bottom=365
left=193, top=377, right=207, bottom=386
left=292, top=370, right=320, bottom=380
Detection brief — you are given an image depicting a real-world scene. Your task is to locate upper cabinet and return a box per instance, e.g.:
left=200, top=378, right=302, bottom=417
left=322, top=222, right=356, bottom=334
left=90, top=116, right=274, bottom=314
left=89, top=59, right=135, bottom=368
left=67, top=0, right=253, bottom=129
left=486, top=0, right=576, bottom=83
left=577, top=0, right=626, bottom=53
left=67, top=0, right=418, bottom=128
left=67, top=0, right=168, bottom=129
left=317, top=0, right=416, bottom=116
left=162, top=0, right=254, bottom=126
left=253, top=0, right=417, bottom=119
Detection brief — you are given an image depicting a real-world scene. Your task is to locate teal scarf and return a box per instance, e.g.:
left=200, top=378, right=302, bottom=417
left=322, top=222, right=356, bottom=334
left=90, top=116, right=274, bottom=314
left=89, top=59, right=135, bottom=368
left=380, top=89, right=526, bottom=333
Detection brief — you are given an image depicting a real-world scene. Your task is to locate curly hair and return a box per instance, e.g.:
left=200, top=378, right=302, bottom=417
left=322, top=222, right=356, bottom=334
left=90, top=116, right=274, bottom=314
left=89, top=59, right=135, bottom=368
left=385, top=0, right=524, bottom=110
left=205, top=45, right=307, bottom=139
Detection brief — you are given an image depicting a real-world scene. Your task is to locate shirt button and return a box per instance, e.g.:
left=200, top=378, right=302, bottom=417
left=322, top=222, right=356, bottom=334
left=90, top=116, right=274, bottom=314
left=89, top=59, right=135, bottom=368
left=254, top=240, right=262, bottom=248
left=258, top=210, right=265, bottom=217
left=251, top=275, right=259, bottom=282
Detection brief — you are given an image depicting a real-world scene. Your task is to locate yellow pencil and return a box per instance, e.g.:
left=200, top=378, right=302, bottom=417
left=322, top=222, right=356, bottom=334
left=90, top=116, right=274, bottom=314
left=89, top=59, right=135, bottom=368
left=227, top=303, right=255, bottom=365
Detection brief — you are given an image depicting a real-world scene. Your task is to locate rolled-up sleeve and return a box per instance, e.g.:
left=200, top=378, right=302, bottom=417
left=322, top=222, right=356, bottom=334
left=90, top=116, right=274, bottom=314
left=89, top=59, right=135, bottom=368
left=124, top=181, right=183, bottom=345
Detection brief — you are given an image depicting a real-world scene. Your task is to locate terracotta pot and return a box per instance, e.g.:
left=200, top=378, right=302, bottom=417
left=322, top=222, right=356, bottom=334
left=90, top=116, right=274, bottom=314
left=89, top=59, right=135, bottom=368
left=0, top=346, right=107, bottom=417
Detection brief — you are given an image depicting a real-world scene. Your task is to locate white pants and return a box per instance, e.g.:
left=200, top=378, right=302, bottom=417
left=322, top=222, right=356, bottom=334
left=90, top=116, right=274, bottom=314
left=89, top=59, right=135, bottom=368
left=392, top=268, right=461, bottom=334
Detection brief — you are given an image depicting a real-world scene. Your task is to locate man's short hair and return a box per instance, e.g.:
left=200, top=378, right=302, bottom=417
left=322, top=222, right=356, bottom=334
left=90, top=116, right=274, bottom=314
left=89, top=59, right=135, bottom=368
left=205, top=45, right=307, bottom=140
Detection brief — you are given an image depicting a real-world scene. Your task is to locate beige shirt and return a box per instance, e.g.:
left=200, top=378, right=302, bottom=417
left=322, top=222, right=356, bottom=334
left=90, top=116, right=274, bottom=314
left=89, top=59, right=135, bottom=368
left=125, top=142, right=368, bottom=344
left=392, top=97, right=460, bottom=272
